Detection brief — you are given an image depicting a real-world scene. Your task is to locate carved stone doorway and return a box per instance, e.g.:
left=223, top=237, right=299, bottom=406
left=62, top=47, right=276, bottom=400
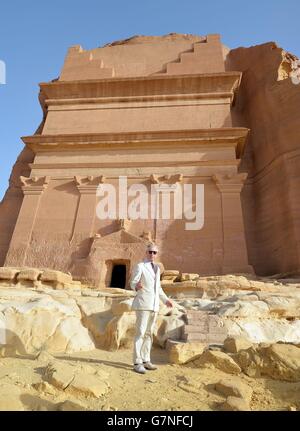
left=109, top=262, right=128, bottom=289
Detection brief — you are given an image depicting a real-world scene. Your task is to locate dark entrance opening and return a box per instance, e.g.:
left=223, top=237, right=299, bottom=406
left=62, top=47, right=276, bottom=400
left=110, top=264, right=126, bottom=289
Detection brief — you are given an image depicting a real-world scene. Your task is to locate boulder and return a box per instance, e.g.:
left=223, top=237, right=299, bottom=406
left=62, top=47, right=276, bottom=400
left=0, top=289, right=95, bottom=354
left=162, top=276, right=178, bottom=282
left=76, top=296, right=113, bottom=347
left=193, top=350, right=241, bottom=374
left=103, top=313, right=136, bottom=350
left=154, top=313, right=185, bottom=347
left=163, top=270, right=180, bottom=277
left=215, top=377, right=253, bottom=401
left=236, top=343, right=300, bottom=381
left=180, top=273, right=199, bottom=281
left=40, top=270, right=72, bottom=286
left=220, top=396, right=250, bottom=411
left=162, top=270, right=179, bottom=282
left=224, top=336, right=253, bottom=354
left=166, top=340, right=205, bottom=364
left=17, top=268, right=42, bottom=282
left=0, top=267, right=19, bottom=281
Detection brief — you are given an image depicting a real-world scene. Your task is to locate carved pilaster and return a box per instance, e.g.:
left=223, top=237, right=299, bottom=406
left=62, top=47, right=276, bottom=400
left=149, top=174, right=184, bottom=241
left=212, top=172, right=253, bottom=274
left=70, top=175, right=106, bottom=243
left=5, top=176, right=50, bottom=266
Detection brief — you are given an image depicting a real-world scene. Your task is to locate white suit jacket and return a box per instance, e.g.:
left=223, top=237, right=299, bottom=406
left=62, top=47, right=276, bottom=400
left=130, top=260, right=169, bottom=312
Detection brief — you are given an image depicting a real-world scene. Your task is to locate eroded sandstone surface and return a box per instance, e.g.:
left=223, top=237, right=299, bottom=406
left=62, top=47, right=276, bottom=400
left=0, top=267, right=300, bottom=410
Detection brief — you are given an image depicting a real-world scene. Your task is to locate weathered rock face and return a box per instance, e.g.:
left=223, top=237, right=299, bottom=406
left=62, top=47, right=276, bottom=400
left=0, top=148, right=34, bottom=268
left=0, top=288, right=95, bottom=354
left=166, top=340, right=205, bottom=364
left=192, top=349, right=241, bottom=375
left=0, top=267, right=186, bottom=354
left=235, top=343, right=300, bottom=381
left=223, top=336, right=253, bottom=354
left=1, top=268, right=300, bottom=410
left=14, top=267, right=300, bottom=355
left=176, top=276, right=300, bottom=345
left=220, top=396, right=250, bottom=411
left=227, top=43, right=300, bottom=276
left=215, top=376, right=253, bottom=402
left=162, top=273, right=300, bottom=298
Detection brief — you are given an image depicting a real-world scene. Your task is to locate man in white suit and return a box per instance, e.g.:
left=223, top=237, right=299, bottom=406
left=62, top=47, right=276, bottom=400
left=130, top=243, right=173, bottom=374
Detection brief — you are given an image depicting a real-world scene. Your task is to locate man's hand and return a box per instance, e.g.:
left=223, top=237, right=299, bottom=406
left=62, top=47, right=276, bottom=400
left=165, top=300, right=173, bottom=308
left=135, top=281, right=143, bottom=291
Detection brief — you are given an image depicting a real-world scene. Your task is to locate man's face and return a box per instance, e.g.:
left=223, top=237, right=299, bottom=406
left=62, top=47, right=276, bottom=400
left=146, top=249, right=158, bottom=262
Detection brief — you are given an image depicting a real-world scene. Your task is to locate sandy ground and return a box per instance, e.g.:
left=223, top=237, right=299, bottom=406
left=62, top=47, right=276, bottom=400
left=0, top=345, right=299, bottom=411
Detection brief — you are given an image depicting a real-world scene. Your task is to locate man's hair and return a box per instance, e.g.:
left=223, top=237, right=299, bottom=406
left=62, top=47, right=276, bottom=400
left=146, top=243, right=159, bottom=252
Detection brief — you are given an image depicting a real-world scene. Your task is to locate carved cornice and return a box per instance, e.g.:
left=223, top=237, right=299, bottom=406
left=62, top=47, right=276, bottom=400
left=45, top=92, right=232, bottom=108
left=39, top=72, right=242, bottom=103
left=29, top=160, right=241, bottom=170
left=20, top=176, right=50, bottom=195
left=22, top=128, right=249, bottom=158
left=212, top=173, right=248, bottom=193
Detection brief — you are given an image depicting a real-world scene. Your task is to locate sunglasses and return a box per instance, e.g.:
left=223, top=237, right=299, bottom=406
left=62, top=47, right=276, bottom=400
left=148, top=250, right=157, bottom=255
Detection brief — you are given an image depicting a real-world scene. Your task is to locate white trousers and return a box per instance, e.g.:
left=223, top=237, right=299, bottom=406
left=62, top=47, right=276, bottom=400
left=133, top=310, right=158, bottom=365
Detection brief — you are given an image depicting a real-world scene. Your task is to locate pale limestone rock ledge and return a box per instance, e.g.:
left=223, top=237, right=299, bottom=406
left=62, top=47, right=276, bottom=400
left=1, top=266, right=300, bottom=358
left=0, top=267, right=186, bottom=356
left=162, top=272, right=300, bottom=298
left=175, top=288, right=300, bottom=345
left=167, top=271, right=300, bottom=346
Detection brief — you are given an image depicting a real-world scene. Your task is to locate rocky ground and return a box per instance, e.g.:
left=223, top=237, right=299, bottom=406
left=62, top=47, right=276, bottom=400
left=0, top=345, right=299, bottom=411
left=0, top=267, right=300, bottom=411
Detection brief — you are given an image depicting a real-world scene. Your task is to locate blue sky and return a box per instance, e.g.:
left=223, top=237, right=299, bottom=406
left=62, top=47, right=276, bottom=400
left=0, top=0, right=299, bottom=200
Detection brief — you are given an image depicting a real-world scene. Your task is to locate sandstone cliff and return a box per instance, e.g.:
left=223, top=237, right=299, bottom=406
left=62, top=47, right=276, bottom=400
left=227, top=42, right=300, bottom=275
left=0, top=147, right=34, bottom=265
